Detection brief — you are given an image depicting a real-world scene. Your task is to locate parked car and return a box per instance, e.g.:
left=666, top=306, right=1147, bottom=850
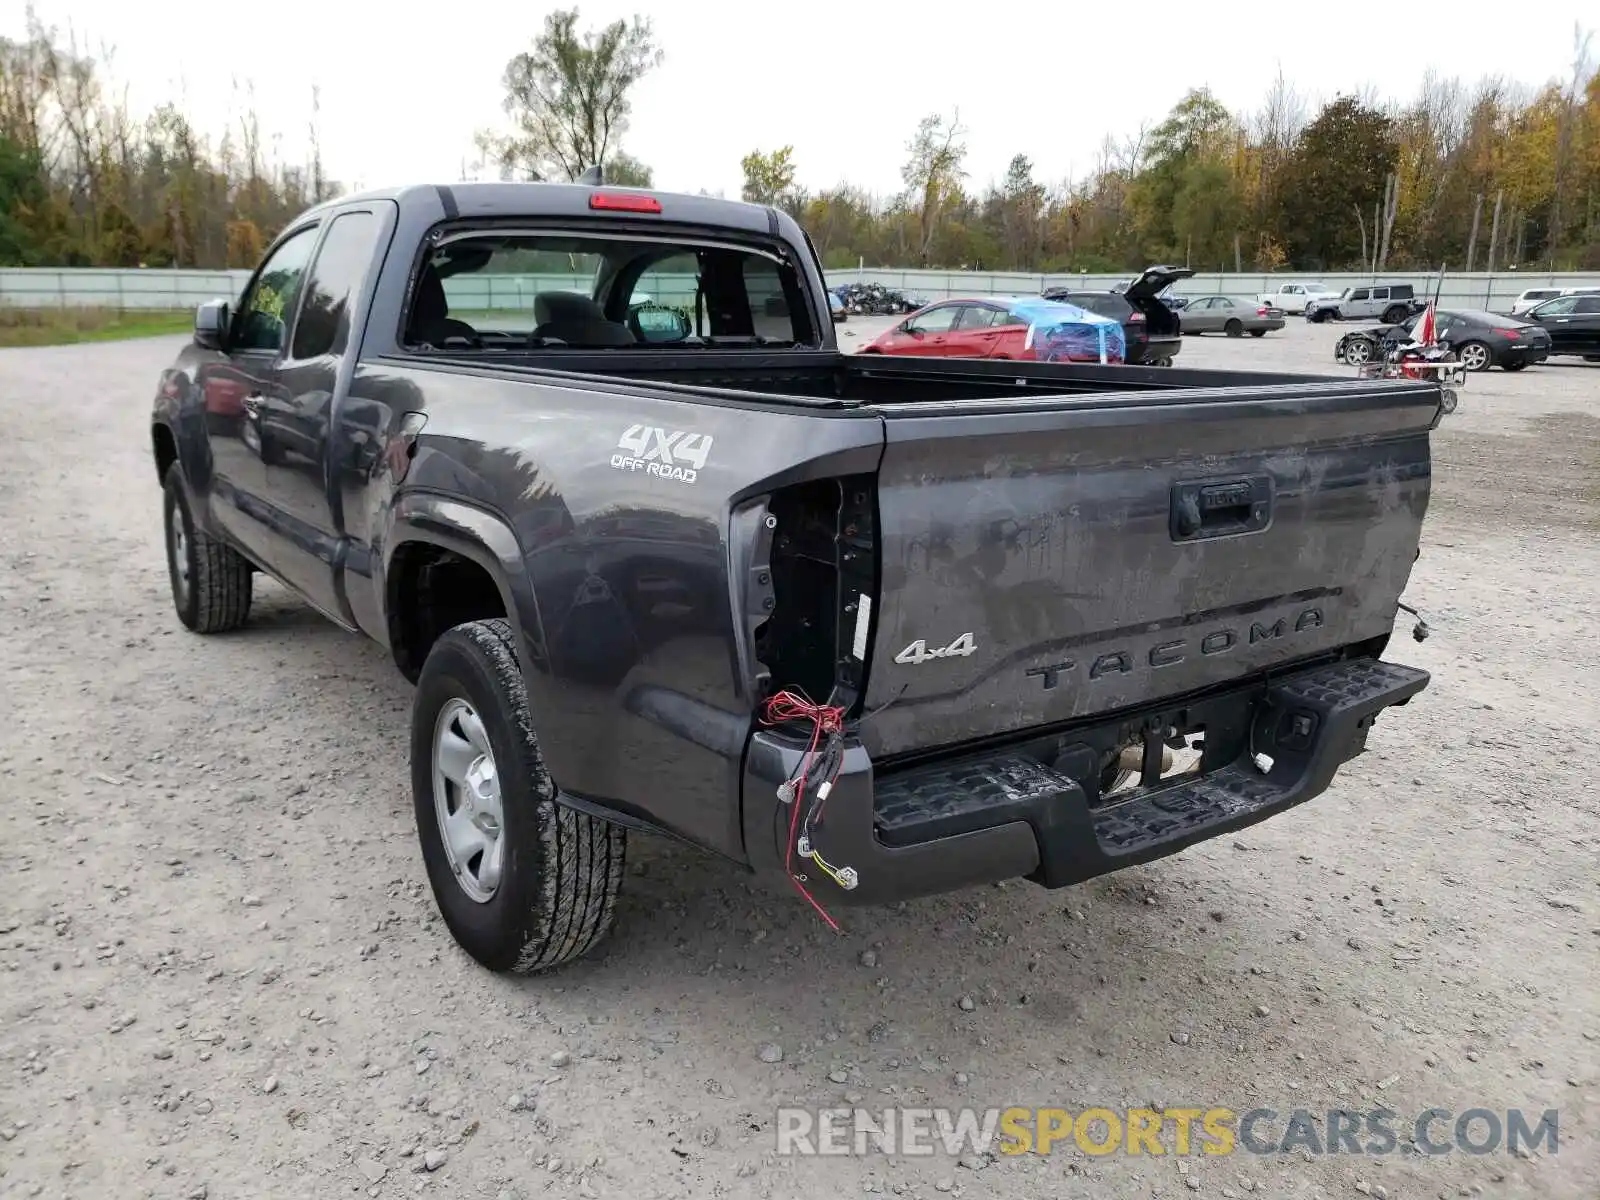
left=1305, top=284, right=1426, bottom=324
left=1042, top=265, right=1194, bottom=364
left=861, top=296, right=1127, bottom=362
left=828, top=291, right=847, bottom=322
left=150, top=181, right=1435, bottom=975
left=1333, top=308, right=1551, bottom=371
left=1521, top=292, right=1600, bottom=360
left=1508, top=286, right=1600, bottom=316
left=1178, top=296, right=1286, bottom=337
left=1258, top=281, right=1339, bottom=314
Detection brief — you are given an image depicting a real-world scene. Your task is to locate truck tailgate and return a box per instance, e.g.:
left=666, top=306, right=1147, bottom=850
left=860, top=381, right=1438, bottom=759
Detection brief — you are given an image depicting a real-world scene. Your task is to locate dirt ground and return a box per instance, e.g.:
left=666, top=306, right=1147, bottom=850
left=1, top=319, right=1597, bottom=1200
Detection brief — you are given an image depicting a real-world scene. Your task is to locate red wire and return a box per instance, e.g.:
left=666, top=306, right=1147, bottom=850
left=761, top=691, right=847, bottom=932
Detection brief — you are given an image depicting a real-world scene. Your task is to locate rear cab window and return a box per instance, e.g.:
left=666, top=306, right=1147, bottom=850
left=401, top=227, right=819, bottom=352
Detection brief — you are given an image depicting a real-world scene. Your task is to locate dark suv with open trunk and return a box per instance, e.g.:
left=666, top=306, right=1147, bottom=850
left=1042, top=266, right=1193, bottom=365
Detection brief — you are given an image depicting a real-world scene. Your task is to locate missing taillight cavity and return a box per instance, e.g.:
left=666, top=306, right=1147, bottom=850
left=753, top=474, right=878, bottom=715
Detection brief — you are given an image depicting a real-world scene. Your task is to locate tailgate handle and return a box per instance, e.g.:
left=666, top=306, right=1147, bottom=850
left=1171, top=475, right=1272, bottom=542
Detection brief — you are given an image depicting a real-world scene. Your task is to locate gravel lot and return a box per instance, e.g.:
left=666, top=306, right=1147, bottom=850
left=2, top=319, right=1597, bottom=1200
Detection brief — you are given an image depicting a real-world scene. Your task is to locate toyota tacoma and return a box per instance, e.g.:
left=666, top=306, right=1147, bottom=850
left=150, top=181, right=1439, bottom=973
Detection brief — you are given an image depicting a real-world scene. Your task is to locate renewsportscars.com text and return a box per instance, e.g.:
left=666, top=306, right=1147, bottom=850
left=774, top=1106, right=1560, bottom=1158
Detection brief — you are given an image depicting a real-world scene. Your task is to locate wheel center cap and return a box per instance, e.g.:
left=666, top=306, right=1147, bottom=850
left=463, top=756, right=497, bottom=820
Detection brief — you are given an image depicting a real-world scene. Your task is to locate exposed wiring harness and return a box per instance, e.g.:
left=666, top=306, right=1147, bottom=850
left=760, top=689, right=850, bottom=931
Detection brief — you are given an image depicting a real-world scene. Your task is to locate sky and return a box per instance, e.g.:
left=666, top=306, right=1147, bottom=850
left=7, top=0, right=1595, bottom=200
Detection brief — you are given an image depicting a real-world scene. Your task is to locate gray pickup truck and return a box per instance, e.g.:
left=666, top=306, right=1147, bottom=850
left=150, top=181, right=1438, bottom=974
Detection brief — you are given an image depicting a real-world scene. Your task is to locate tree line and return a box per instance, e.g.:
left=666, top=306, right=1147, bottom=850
left=3, top=7, right=1598, bottom=274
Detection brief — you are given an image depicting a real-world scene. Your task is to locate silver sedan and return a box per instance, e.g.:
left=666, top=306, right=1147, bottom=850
left=1179, top=296, right=1286, bottom=337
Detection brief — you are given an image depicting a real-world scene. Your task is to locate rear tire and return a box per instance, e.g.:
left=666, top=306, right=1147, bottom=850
left=162, top=463, right=253, bottom=633
left=1224, top=319, right=1243, bottom=337
left=1456, top=340, right=1492, bottom=372
left=1381, top=305, right=1409, bottom=324
left=411, top=617, right=626, bottom=974
left=1249, top=329, right=1266, bottom=338
left=1501, top=360, right=1527, bottom=372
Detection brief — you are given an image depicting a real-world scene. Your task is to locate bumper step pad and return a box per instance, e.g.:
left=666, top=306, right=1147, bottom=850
left=872, top=656, right=1429, bottom=885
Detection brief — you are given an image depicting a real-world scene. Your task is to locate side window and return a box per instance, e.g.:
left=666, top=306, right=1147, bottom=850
left=1577, top=297, right=1600, bottom=314
left=1535, top=296, right=1579, bottom=315
left=994, top=307, right=1027, bottom=327
left=956, top=306, right=1000, bottom=330
left=1216, top=298, right=1234, bottom=309
left=291, top=211, right=382, bottom=360
left=233, top=225, right=319, bottom=353
left=1286, top=286, right=1303, bottom=295
left=1371, top=287, right=1389, bottom=301
left=743, top=256, right=795, bottom=340
left=907, top=305, right=959, bottom=334
left=1348, top=289, right=1370, bottom=302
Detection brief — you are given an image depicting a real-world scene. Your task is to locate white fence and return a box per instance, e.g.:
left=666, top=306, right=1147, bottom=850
left=831, top=268, right=1600, bottom=311
left=3, top=266, right=1598, bottom=312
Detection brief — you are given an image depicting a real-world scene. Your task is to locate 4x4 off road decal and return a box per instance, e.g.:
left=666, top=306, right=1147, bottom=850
left=610, top=424, right=713, bottom=484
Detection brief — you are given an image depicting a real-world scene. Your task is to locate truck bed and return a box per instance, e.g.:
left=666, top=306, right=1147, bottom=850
left=411, top=347, right=1358, bottom=408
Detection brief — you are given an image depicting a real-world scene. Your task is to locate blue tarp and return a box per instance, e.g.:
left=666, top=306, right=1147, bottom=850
left=1008, top=299, right=1127, bottom=364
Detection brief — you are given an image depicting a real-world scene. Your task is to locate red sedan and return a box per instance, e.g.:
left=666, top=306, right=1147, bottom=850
left=860, top=295, right=1125, bottom=362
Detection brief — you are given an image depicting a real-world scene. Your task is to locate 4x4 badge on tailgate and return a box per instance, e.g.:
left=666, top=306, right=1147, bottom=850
left=894, top=632, right=977, bottom=665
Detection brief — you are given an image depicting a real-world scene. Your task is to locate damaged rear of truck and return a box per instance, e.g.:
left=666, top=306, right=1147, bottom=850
left=151, top=181, right=1437, bottom=973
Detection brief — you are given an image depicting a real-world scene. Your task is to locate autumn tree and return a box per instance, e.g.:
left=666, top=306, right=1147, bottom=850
left=740, top=145, right=797, bottom=206
left=902, top=111, right=967, bottom=266
left=605, top=150, right=653, bottom=187
left=479, top=9, right=662, bottom=182
left=1274, top=95, right=1399, bottom=268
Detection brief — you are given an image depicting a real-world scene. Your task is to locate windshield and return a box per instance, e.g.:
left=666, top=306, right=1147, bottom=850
left=402, top=229, right=819, bottom=351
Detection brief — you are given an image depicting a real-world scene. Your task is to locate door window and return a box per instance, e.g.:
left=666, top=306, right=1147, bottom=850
left=956, top=306, right=1002, bottom=330
left=233, top=225, right=319, bottom=353
left=906, top=306, right=959, bottom=334
left=291, top=211, right=382, bottom=360
left=1575, top=297, right=1600, bottom=314
left=1371, top=288, right=1389, bottom=300
left=1348, top=289, right=1370, bottom=302
left=1533, top=296, right=1580, bottom=316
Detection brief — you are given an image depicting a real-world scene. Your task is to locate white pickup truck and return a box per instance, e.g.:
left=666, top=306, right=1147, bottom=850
left=1257, top=281, right=1338, bottom=314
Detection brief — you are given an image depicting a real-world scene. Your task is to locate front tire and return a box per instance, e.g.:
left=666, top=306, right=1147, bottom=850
left=411, top=618, right=626, bottom=974
left=162, top=463, right=253, bottom=633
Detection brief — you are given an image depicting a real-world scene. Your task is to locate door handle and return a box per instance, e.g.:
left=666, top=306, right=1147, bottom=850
left=1171, top=475, right=1273, bottom=542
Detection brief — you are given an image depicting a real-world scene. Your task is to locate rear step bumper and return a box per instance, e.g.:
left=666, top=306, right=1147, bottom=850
left=741, top=657, right=1428, bottom=906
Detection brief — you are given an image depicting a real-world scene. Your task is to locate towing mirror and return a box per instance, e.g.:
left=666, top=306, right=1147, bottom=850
left=194, top=299, right=230, bottom=350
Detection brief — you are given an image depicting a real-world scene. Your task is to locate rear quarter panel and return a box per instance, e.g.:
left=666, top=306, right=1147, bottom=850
left=369, top=361, right=883, bottom=858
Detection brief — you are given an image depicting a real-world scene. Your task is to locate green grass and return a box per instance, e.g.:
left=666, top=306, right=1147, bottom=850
left=0, top=307, right=194, bottom=348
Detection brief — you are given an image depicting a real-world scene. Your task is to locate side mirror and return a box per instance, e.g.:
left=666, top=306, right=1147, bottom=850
left=194, top=299, right=230, bottom=350
left=632, top=305, right=692, bottom=342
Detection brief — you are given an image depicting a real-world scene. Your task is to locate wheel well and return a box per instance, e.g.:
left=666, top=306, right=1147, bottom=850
left=388, top=542, right=508, bottom=682
left=152, top=424, right=178, bottom=484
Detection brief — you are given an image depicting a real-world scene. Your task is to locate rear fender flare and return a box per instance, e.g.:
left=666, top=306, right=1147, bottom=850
left=383, top=492, right=549, bottom=682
